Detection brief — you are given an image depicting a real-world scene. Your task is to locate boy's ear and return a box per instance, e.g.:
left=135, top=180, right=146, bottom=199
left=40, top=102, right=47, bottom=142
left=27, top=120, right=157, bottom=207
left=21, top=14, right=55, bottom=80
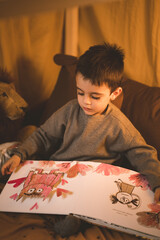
left=110, top=87, right=122, bottom=101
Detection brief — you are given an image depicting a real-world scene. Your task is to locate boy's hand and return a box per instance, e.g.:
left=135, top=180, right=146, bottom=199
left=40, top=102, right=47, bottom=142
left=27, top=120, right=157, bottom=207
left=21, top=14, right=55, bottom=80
left=154, top=187, right=160, bottom=203
left=1, top=155, right=21, bottom=176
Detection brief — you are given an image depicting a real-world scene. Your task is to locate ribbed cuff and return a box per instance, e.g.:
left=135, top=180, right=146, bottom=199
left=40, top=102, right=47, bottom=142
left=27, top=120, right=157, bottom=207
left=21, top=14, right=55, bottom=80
left=11, top=149, right=24, bottom=162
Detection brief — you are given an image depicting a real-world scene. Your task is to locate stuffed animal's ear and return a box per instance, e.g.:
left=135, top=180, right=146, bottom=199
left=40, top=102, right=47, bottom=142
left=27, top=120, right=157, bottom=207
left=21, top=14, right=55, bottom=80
left=39, top=54, right=77, bottom=124
left=54, top=54, right=78, bottom=66
left=0, top=68, right=14, bottom=83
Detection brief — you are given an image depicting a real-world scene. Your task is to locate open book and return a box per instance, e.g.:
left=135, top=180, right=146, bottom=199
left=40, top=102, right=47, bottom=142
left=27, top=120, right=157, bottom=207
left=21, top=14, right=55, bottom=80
left=0, top=160, right=159, bottom=240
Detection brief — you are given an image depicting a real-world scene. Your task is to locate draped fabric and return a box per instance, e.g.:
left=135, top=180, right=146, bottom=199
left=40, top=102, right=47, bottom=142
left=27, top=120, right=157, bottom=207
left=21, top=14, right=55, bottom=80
left=0, top=0, right=160, bottom=109
left=0, top=11, right=64, bottom=108
left=79, top=0, right=160, bottom=87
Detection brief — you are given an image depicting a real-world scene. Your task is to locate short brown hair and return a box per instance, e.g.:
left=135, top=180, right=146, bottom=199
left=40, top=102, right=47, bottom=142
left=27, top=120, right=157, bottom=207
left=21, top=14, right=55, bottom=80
left=76, top=42, right=125, bottom=92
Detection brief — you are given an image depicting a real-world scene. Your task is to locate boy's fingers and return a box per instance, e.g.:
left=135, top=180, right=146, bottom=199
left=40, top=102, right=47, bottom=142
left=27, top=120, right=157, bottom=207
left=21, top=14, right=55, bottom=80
left=5, top=169, right=12, bottom=175
left=1, top=159, right=16, bottom=175
left=1, top=156, right=21, bottom=175
left=1, top=162, right=10, bottom=175
left=9, top=162, right=18, bottom=172
left=9, top=157, right=21, bottom=172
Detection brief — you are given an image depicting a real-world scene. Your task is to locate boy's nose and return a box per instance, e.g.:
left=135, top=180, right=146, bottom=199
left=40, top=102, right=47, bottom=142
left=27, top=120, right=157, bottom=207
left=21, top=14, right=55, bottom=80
left=84, top=95, right=91, bottom=105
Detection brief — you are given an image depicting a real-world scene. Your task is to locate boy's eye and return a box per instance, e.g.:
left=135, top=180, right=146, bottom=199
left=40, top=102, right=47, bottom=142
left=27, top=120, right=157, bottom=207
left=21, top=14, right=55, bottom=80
left=77, top=92, right=84, bottom=96
left=91, top=96, right=100, bottom=100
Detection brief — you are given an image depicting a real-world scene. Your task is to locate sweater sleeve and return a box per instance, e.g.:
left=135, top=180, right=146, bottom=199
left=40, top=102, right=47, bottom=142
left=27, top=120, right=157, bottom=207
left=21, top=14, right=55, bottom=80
left=106, top=106, right=160, bottom=191
left=125, top=135, right=160, bottom=191
left=13, top=101, right=73, bottom=160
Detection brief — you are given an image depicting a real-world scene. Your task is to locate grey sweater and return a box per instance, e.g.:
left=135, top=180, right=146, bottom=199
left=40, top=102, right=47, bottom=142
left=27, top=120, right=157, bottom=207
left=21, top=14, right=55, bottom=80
left=15, top=99, right=160, bottom=191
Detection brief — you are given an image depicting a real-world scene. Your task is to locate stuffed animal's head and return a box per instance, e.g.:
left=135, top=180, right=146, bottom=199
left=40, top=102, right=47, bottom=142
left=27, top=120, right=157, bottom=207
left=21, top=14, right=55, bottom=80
left=0, top=68, right=28, bottom=120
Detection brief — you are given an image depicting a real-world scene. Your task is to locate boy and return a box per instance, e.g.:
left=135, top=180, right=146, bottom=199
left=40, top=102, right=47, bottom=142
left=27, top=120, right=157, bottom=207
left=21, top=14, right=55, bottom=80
left=1, top=42, right=160, bottom=203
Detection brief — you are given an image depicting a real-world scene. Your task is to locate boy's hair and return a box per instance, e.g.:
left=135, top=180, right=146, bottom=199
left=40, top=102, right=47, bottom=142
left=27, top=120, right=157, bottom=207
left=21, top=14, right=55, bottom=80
left=76, top=42, right=125, bottom=92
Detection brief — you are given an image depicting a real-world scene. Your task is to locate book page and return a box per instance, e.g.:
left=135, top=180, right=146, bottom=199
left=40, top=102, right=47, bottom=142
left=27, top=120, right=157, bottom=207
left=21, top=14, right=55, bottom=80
left=0, top=160, right=159, bottom=240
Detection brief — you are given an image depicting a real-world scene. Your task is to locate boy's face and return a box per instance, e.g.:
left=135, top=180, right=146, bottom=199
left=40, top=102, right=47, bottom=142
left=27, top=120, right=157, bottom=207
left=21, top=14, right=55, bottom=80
left=76, top=72, right=121, bottom=116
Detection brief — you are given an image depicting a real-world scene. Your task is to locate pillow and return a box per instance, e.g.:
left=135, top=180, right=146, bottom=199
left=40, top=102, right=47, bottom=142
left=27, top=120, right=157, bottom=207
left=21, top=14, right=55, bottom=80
left=121, top=78, right=160, bottom=159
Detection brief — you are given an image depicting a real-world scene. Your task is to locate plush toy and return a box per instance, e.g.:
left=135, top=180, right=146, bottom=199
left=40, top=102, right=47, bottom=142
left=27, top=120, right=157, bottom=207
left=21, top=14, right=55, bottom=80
left=0, top=68, right=28, bottom=144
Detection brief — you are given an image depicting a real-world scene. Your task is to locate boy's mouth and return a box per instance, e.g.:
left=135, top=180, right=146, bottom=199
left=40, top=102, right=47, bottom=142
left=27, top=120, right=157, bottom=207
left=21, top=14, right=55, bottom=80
left=83, top=107, right=93, bottom=112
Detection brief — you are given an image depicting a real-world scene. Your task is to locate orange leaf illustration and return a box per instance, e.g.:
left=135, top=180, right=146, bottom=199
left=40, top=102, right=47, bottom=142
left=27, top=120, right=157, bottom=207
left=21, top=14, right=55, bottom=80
left=67, top=163, right=91, bottom=178
left=95, top=163, right=129, bottom=176
left=56, top=188, right=72, bottom=197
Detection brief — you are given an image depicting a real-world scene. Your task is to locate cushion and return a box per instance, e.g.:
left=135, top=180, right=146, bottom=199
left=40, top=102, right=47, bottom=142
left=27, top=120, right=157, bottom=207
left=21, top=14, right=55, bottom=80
left=121, top=78, right=160, bottom=159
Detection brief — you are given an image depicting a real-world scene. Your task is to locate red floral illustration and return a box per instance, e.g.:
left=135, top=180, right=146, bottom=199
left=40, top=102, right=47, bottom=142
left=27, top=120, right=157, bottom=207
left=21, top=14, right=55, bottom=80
left=95, top=163, right=129, bottom=176
left=148, top=203, right=160, bottom=213
left=30, top=202, right=39, bottom=211
left=10, top=193, right=18, bottom=200
left=22, top=161, right=34, bottom=166
left=129, top=173, right=150, bottom=190
left=61, top=179, right=68, bottom=185
left=38, top=162, right=71, bottom=173
left=136, top=203, right=160, bottom=229
left=56, top=162, right=71, bottom=172
left=56, top=188, right=72, bottom=197
left=137, top=211, right=160, bottom=230
left=39, top=161, right=55, bottom=168
left=8, top=177, right=27, bottom=188
left=67, top=163, right=92, bottom=178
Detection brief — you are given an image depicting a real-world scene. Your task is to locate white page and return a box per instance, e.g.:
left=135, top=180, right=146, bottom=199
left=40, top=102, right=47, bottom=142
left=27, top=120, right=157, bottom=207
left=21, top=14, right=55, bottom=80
left=0, top=160, right=159, bottom=240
